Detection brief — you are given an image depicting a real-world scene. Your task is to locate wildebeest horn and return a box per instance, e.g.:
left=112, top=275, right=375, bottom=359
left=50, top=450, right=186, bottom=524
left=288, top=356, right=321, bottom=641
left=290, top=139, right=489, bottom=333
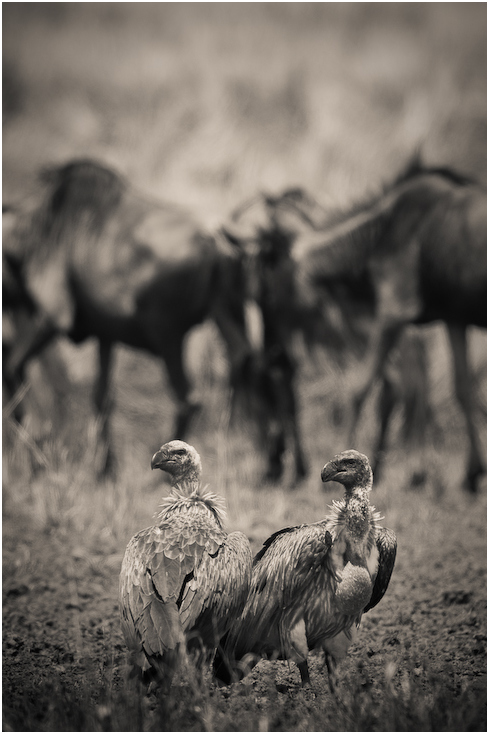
left=220, top=222, right=244, bottom=246
left=220, top=222, right=260, bottom=247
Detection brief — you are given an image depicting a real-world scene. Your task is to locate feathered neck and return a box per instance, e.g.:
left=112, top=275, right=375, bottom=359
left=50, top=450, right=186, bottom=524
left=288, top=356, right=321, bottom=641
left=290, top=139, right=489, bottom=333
left=327, top=488, right=383, bottom=542
left=155, top=482, right=227, bottom=528
left=171, top=464, right=202, bottom=487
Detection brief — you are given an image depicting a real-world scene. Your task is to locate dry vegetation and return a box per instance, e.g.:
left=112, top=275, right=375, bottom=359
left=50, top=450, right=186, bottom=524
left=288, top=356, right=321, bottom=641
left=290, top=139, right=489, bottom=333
left=2, top=3, right=486, bottom=732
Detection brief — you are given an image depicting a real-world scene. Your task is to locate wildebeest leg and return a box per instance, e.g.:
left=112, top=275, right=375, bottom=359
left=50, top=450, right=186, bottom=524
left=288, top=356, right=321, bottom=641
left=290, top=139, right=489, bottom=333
left=349, top=244, right=422, bottom=447
left=264, top=421, right=286, bottom=483
left=94, top=340, right=116, bottom=477
left=5, top=312, right=57, bottom=387
left=4, top=311, right=58, bottom=458
left=162, top=339, right=200, bottom=439
left=447, top=324, right=485, bottom=493
left=277, top=365, right=308, bottom=486
left=371, top=374, right=397, bottom=481
left=348, top=320, right=403, bottom=447
left=213, top=308, right=254, bottom=405
left=260, top=345, right=307, bottom=485
left=2, top=356, right=27, bottom=424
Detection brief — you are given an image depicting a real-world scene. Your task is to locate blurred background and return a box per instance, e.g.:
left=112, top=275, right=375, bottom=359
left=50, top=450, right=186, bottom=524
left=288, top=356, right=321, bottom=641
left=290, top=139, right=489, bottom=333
left=3, top=3, right=486, bottom=209
left=3, top=3, right=486, bottom=488
left=2, top=5, right=486, bottom=731
left=3, top=2, right=486, bottom=487
left=3, top=2, right=486, bottom=486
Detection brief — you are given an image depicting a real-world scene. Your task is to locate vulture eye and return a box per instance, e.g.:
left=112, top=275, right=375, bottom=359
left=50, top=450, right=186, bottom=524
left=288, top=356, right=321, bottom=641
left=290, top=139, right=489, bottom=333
left=173, top=449, right=187, bottom=456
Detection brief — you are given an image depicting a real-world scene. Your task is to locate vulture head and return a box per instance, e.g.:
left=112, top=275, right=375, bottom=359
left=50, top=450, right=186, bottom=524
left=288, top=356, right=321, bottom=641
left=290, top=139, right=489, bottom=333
left=321, top=449, right=373, bottom=492
left=151, top=440, right=202, bottom=486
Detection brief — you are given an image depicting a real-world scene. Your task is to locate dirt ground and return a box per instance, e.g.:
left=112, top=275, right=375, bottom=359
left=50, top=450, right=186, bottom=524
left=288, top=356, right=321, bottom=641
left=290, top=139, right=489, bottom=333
left=3, top=456, right=486, bottom=731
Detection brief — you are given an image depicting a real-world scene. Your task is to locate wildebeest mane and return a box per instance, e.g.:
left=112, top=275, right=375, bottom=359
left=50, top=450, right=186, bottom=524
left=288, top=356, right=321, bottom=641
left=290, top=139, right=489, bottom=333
left=295, top=153, right=480, bottom=234
left=392, top=151, right=480, bottom=188
left=22, top=159, right=126, bottom=263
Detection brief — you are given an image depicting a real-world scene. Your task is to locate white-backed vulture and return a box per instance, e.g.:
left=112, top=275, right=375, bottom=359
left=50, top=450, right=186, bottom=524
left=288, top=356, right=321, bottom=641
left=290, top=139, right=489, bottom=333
left=213, top=449, right=397, bottom=690
left=119, top=440, right=252, bottom=691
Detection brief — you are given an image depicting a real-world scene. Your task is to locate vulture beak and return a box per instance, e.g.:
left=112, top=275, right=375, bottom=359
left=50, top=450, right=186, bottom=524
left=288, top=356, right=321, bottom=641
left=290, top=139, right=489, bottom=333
left=151, top=447, right=170, bottom=470
left=321, top=460, right=342, bottom=483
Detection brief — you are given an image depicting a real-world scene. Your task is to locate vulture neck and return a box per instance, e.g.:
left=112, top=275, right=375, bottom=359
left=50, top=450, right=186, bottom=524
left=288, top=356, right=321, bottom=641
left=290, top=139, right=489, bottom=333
left=344, top=486, right=371, bottom=544
left=170, top=466, right=202, bottom=489
left=157, top=482, right=227, bottom=528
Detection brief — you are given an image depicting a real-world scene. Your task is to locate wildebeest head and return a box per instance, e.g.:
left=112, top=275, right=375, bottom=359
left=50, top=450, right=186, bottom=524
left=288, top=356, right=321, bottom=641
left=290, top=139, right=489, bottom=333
left=221, top=187, right=325, bottom=306
left=222, top=187, right=325, bottom=254
left=221, top=187, right=352, bottom=343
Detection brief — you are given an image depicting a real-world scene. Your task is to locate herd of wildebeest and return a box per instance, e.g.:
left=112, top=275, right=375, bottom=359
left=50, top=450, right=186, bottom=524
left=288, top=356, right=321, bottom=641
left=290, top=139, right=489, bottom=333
left=3, top=154, right=486, bottom=694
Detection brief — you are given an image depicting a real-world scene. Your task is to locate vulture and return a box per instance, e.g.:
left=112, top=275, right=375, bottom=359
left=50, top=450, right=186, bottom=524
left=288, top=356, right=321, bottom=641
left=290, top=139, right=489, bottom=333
left=213, top=449, right=397, bottom=690
left=119, top=440, right=252, bottom=691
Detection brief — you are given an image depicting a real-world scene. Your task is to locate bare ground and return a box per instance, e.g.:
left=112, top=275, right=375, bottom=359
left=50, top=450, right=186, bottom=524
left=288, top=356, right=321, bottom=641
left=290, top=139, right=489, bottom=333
left=3, top=430, right=486, bottom=731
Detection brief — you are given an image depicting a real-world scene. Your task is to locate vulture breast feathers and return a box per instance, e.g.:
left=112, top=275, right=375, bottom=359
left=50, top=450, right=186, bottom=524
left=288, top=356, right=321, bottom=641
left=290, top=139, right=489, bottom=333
left=119, top=441, right=252, bottom=687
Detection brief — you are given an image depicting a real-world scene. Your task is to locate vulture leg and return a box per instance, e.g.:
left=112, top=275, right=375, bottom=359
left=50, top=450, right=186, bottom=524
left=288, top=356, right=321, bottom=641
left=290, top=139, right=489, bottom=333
left=324, top=653, right=338, bottom=695
left=94, top=340, right=116, bottom=477
left=447, top=324, right=485, bottom=493
left=298, top=659, right=311, bottom=687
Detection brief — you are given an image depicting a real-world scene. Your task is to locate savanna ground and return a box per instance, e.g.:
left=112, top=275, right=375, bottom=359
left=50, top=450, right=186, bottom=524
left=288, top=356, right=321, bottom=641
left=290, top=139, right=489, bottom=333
left=2, top=3, right=487, bottom=731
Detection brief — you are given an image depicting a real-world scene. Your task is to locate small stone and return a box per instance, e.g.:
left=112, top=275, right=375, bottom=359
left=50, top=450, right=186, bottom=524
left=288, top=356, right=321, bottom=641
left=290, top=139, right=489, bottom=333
left=6, top=584, right=29, bottom=597
left=442, top=590, right=472, bottom=605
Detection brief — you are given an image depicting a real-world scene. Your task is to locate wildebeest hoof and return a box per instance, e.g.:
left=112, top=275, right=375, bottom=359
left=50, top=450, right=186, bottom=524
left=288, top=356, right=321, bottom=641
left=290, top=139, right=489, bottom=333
left=263, top=466, right=283, bottom=484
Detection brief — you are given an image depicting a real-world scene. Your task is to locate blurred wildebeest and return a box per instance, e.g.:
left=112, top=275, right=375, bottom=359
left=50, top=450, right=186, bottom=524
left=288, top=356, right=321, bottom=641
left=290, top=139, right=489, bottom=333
left=3, top=236, right=34, bottom=421
left=3, top=232, right=74, bottom=469
left=222, top=157, right=486, bottom=492
left=222, top=184, right=433, bottom=486
left=4, top=159, right=257, bottom=476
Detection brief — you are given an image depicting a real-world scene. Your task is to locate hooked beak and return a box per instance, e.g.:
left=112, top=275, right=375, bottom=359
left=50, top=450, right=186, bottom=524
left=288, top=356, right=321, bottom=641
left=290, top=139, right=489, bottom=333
left=321, top=461, right=342, bottom=483
left=151, top=448, right=170, bottom=470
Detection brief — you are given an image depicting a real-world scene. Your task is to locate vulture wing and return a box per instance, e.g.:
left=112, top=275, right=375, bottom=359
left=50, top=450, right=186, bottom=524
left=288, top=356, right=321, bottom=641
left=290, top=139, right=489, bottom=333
left=119, top=514, right=226, bottom=667
left=234, top=523, right=335, bottom=652
left=179, top=531, right=252, bottom=645
left=119, top=526, right=185, bottom=671
left=253, top=525, right=299, bottom=564
left=363, top=526, right=397, bottom=613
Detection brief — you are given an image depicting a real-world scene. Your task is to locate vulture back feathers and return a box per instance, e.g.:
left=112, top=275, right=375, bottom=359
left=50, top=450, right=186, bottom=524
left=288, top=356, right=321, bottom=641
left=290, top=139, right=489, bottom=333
left=119, top=440, right=252, bottom=690
left=214, top=449, right=397, bottom=689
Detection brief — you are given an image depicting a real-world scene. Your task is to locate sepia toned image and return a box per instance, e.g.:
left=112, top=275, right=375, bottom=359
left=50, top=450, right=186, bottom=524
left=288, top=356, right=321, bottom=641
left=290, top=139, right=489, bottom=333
left=3, top=3, right=486, bottom=731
